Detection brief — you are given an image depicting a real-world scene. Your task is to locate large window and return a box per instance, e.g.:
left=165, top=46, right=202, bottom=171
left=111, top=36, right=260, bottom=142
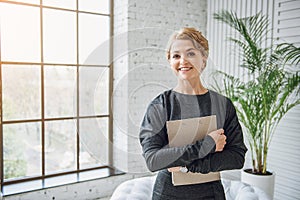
left=0, top=0, right=112, bottom=192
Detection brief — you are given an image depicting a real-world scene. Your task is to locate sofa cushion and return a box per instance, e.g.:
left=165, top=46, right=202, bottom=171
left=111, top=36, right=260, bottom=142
left=110, top=176, right=156, bottom=200
left=110, top=175, right=270, bottom=200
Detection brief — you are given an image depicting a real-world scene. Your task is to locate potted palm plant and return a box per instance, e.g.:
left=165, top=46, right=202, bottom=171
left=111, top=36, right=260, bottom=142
left=212, top=10, right=300, bottom=198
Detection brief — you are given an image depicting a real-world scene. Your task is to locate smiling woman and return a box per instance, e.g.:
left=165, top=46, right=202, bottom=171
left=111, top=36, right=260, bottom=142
left=139, top=27, right=247, bottom=200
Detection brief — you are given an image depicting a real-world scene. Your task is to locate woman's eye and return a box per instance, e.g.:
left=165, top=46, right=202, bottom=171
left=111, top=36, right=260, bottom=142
left=187, top=52, right=195, bottom=57
left=172, top=54, right=180, bottom=59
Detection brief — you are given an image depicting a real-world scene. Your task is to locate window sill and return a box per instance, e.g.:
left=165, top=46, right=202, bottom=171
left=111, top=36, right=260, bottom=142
left=2, top=167, right=124, bottom=197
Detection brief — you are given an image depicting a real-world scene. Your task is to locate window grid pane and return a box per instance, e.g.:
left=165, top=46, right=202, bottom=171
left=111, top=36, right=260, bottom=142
left=79, top=13, right=110, bottom=65
left=79, top=117, right=109, bottom=169
left=0, top=3, right=40, bottom=62
left=3, top=122, right=42, bottom=180
left=78, top=0, right=110, bottom=14
left=8, top=0, right=40, bottom=4
left=45, top=66, right=77, bottom=118
left=45, top=120, right=77, bottom=174
left=2, top=65, right=41, bottom=121
left=43, top=9, right=77, bottom=64
left=42, top=0, right=76, bottom=10
left=79, top=66, right=110, bottom=116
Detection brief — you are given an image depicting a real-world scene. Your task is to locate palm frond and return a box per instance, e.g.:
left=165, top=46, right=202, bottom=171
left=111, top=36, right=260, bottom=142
left=214, top=10, right=270, bottom=73
left=275, top=43, right=300, bottom=65
left=271, top=72, right=300, bottom=119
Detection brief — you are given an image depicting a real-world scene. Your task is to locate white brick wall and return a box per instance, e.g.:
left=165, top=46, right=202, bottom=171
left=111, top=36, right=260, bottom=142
left=113, top=0, right=208, bottom=173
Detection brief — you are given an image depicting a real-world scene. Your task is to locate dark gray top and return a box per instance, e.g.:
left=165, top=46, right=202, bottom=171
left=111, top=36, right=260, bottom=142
left=140, top=89, right=247, bottom=173
left=139, top=90, right=247, bottom=199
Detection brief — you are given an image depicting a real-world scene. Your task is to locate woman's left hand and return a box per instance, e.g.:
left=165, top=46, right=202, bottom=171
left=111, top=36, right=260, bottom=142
left=167, top=167, right=181, bottom=172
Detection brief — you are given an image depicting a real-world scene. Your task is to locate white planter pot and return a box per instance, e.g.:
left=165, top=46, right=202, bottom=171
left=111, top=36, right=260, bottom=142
left=241, top=169, right=275, bottom=199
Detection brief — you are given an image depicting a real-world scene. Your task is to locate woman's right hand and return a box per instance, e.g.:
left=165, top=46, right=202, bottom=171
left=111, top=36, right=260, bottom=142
left=208, top=129, right=226, bottom=152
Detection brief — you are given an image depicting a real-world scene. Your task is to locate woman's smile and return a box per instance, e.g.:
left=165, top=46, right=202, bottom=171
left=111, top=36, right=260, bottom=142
left=178, top=66, right=193, bottom=71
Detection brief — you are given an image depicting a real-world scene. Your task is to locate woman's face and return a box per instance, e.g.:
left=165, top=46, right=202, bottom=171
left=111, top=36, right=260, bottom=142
left=169, top=39, right=206, bottom=81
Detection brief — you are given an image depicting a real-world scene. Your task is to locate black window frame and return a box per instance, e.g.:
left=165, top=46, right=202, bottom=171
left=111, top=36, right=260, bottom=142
left=0, top=0, right=114, bottom=193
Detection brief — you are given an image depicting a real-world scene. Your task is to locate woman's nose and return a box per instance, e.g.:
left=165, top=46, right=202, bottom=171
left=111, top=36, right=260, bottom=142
left=180, top=56, right=187, bottom=64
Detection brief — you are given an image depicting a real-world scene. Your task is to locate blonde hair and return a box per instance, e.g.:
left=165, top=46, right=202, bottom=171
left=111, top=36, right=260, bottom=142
left=166, top=27, right=209, bottom=60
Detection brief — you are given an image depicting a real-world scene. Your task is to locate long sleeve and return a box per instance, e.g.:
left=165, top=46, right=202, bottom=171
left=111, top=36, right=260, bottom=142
left=187, top=99, right=247, bottom=173
left=139, top=99, right=216, bottom=172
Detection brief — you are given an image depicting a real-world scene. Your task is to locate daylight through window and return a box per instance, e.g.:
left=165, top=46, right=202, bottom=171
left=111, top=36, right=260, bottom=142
left=0, top=0, right=112, bottom=191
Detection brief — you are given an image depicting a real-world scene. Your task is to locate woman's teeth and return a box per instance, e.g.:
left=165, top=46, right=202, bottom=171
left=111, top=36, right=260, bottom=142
left=179, top=67, right=192, bottom=71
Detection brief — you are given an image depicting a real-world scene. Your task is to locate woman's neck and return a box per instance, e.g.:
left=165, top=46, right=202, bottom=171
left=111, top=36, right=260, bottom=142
left=173, top=79, right=208, bottom=95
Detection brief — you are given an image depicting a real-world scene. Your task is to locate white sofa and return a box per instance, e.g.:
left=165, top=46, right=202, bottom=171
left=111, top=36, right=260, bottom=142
left=111, top=175, right=270, bottom=200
